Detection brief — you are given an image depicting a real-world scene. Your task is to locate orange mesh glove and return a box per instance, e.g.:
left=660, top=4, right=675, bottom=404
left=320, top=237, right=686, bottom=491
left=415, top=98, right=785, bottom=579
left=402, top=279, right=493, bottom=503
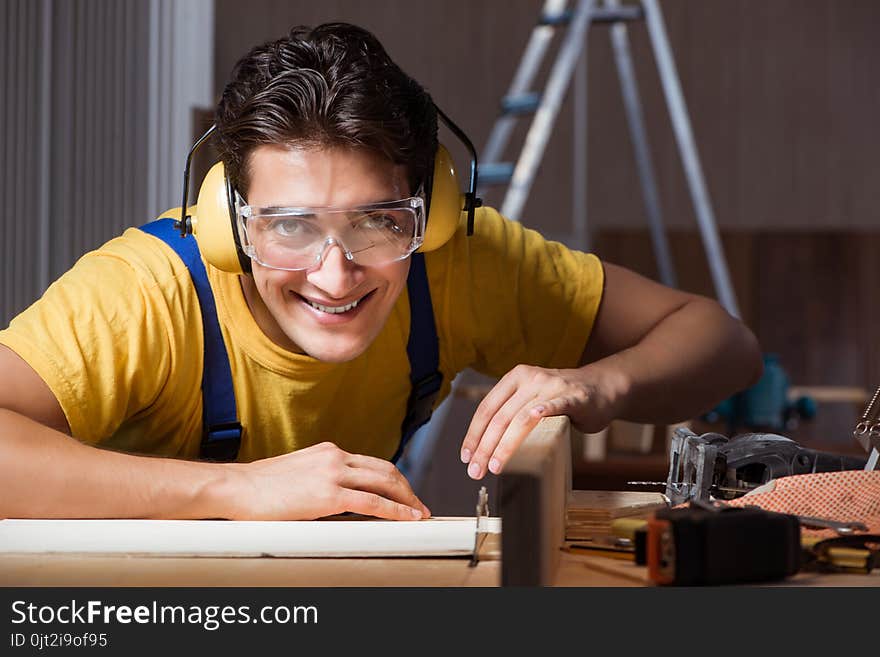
left=723, top=470, right=880, bottom=538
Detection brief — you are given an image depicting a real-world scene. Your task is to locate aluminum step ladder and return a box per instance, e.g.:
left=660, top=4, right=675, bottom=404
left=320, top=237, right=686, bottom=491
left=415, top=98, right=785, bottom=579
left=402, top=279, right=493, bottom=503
left=399, top=0, right=741, bottom=490
left=482, top=0, right=738, bottom=313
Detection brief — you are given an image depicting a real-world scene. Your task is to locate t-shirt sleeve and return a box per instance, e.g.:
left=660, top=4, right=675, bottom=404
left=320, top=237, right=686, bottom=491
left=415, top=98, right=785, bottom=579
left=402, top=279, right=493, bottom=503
left=0, top=230, right=194, bottom=445
left=435, top=206, right=604, bottom=378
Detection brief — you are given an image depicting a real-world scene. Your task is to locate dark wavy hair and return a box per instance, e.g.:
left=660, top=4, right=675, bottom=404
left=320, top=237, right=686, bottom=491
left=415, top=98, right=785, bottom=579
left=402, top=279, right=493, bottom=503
left=215, top=22, right=438, bottom=197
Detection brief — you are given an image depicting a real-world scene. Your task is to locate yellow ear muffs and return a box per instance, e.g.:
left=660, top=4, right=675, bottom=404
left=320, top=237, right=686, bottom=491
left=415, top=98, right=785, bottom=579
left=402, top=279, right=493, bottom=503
left=418, top=143, right=465, bottom=252
left=192, top=161, right=247, bottom=274
left=157, top=161, right=245, bottom=274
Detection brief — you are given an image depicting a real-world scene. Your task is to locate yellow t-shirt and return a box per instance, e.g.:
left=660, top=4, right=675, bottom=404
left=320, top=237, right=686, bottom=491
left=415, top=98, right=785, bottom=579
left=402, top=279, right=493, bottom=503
left=0, top=206, right=604, bottom=462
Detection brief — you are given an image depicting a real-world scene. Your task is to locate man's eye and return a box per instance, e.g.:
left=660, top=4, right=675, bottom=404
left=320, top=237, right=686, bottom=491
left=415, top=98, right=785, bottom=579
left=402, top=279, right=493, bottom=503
left=359, top=213, right=402, bottom=232
left=267, top=218, right=315, bottom=236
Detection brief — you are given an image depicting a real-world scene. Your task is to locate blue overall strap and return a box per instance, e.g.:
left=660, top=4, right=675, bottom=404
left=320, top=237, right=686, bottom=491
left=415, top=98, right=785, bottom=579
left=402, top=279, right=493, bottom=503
left=138, top=218, right=242, bottom=461
left=391, top=251, right=443, bottom=464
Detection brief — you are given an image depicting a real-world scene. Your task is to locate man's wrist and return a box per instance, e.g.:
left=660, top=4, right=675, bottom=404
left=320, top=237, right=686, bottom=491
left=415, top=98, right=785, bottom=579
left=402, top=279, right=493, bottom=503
left=577, top=358, right=633, bottom=420
left=185, top=461, right=243, bottom=519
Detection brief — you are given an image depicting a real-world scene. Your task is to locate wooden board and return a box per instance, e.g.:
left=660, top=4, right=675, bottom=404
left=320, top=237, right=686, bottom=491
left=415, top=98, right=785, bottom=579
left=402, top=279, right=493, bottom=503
left=0, top=517, right=500, bottom=558
left=566, top=490, right=668, bottom=540
left=500, top=416, right=571, bottom=586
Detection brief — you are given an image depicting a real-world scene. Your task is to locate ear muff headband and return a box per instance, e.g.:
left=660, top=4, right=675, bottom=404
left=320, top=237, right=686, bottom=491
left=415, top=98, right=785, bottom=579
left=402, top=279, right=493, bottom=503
left=174, top=106, right=482, bottom=273
left=166, top=124, right=250, bottom=275
left=434, top=105, right=482, bottom=237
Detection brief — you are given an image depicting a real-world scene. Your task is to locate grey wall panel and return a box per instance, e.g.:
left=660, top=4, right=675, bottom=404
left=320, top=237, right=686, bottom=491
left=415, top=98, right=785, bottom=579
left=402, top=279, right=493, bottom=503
left=1, top=0, right=46, bottom=326
left=1, top=0, right=213, bottom=327
left=47, top=0, right=152, bottom=286
left=148, top=0, right=215, bottom=214
left=0, top=0, right=153, bottom=327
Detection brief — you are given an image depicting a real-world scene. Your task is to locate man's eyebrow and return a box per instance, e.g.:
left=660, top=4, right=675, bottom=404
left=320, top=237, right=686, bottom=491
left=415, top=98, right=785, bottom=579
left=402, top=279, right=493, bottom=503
left=347, top=195, right=409, bottom=207
left=255, top=195, right=409, bottom=211
left=257, top=206, right=318, bottom=215
left=327, top=197, right=411, bottom=208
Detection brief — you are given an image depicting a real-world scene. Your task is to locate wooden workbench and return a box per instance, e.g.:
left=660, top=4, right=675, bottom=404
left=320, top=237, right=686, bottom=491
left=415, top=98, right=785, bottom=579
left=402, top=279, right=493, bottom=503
left=1, top=417, right=876, bottom=587
left=3, top=545, right=876, bottom=587
left=0, top=555, right=499, bottom=587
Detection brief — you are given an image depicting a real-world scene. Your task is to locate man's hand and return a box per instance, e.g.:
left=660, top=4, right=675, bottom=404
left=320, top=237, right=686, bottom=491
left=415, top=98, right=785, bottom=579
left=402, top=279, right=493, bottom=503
left=221, top=442, right=432, bottom=521
left=458, top=262, right=764, bottom=482
left=459, top=364, right=625, bottom=480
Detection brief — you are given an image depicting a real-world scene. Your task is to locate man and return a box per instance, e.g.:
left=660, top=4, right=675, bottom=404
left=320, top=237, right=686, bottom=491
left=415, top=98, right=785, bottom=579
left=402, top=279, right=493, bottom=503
left=0, top=23, right=762, bottom=521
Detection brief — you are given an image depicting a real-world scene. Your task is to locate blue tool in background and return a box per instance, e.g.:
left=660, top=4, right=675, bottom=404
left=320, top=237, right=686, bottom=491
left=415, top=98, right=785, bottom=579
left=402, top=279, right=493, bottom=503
left=702, top=353, right=817, bottom=434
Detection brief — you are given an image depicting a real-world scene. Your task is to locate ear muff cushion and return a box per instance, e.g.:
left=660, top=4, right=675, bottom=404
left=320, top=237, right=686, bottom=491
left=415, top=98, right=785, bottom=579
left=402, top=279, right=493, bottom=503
left=418, top=144, right=464, bottom=252
left=192, top=161, right=245, bottom=274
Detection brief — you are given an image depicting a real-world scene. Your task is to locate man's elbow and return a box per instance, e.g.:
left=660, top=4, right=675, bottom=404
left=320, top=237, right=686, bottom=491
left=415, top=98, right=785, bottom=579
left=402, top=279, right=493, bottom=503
left=698, top=297, right=764, bottom=391
left=730, top=316, right=764, bottom=389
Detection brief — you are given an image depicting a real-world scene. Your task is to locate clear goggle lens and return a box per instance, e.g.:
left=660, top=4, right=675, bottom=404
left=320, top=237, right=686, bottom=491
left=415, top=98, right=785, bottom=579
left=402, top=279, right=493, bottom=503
left=237, top=197, right=425, bottom=271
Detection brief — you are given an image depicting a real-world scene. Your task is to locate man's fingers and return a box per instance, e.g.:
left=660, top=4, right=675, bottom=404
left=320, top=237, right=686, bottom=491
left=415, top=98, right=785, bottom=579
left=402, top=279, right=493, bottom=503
left=478, top=396, right=573, bottom=477
left=532, top=397, right=568, bottom=418
left=466, top=388, right=539, bottom=480
left=486, top=399, right=561, bottom=475
left=460, top=375, right=518, bottom=465
left=339, top=489, right=425, bottom=521
left=341, top=456, right=431, bottom=518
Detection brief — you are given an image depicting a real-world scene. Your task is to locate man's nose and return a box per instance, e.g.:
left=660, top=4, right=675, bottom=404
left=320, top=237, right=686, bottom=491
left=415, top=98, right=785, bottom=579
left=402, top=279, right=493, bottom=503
left=305, top=240, right=362, bottom=297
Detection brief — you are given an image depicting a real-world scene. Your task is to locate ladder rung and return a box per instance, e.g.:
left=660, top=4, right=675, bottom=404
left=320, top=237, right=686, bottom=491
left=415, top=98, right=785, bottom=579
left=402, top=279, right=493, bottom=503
left=501, top=93, right=541, bottom=116
left=592, top=6, right=644, bottom=23
left=540, top=6, right=643, bottom=26
left=539, top=10, right=574, bottom=26
left=478, top=163, right=515, bottom=186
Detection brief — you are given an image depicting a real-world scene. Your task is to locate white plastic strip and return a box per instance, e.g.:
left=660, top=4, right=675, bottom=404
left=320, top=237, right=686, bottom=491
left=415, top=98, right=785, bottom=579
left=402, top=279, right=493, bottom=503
left=0, top=517, right=502, bottom=558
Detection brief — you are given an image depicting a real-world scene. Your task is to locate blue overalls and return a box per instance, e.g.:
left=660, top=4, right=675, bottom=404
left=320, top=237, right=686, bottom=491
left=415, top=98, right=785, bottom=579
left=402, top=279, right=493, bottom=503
left=138, top=218, right=442, bottom=465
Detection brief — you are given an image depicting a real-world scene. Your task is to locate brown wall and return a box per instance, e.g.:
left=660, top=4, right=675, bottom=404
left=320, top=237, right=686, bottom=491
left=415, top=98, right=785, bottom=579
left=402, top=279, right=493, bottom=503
left=596, top=229, right=878, bottom=452
left=214, top=0, right=880, bottom=237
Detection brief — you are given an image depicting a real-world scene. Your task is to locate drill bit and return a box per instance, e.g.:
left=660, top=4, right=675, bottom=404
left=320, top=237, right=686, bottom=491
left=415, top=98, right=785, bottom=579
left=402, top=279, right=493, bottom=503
left=627, top=481, right=753, bottom=495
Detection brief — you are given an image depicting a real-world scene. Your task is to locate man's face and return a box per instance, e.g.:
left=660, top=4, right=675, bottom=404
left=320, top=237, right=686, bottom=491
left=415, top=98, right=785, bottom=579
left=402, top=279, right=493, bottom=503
left=241, top=144, right=412, bottom=363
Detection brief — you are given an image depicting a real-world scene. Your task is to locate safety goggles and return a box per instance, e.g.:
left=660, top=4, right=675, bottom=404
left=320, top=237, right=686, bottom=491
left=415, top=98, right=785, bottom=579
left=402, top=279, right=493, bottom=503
left=236, top=196, right=426, bottom=271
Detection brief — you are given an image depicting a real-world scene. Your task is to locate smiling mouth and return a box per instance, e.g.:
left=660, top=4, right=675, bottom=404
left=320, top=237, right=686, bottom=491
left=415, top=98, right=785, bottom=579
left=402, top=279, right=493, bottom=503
left=298, top=291, right=373, bottom=314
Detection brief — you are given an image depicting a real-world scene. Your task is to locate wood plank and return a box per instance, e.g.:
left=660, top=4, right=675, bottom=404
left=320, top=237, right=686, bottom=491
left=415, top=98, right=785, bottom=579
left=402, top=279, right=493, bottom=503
left=788, top=386, right=868, bottom=405
left=567, top=490, right=668, bottom=517
left=566, top=490, right=668, bottom=540
left=499, top=416, right=571, bottom=586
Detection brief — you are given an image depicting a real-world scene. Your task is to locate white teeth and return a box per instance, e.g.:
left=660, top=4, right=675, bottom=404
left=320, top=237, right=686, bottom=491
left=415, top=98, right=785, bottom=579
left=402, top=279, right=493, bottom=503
left=304, top=297, right=361, bottom=314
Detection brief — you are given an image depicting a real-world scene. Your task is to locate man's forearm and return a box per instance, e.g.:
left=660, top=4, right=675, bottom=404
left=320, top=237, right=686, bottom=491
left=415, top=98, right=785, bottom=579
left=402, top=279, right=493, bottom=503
left=588, top=299, right=763, bottom=424
left=0, top=408, right=233, bottom=519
